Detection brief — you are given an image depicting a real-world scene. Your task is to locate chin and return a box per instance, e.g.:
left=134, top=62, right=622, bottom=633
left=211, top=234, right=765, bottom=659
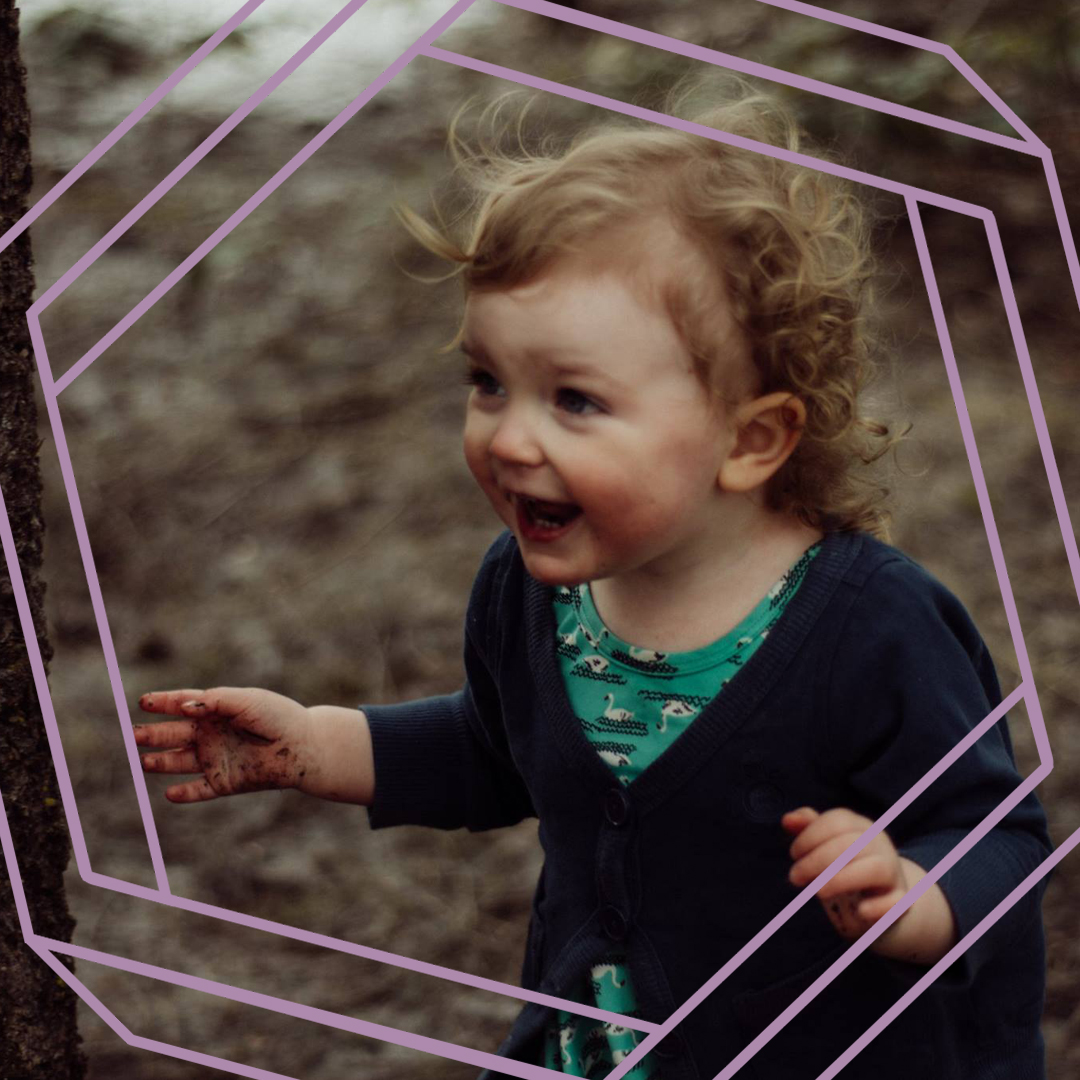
left=519, top=553, right=589, bottom=588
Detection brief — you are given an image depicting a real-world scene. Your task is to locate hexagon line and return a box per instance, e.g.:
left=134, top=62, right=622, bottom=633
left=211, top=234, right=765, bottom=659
left=42, top=0, right=1043, bottom=403
left=0, top=0, right=1075, bottom=1075
left=421, top=41, right=1059, bottom=1074
left=37, top=936, right=557, bottom=1080
left=0, top=491, right=1043, bottom=1080
left=403, top=50, right=1053, bottom=742
left=816, top=809, right=1080, bottom=1080
left=492, top=0, right=1038, bottom=152
left=24, top=940, right=296, bottom=1080
left=0, top=0, right=271, bottom=257
left=28, top=0, right=399, bottom=911
left=421, top=43, right=995, bottom=220
left=620, top=180, right=1069, bottom=1073
left=19, top=0, right=1071, bottom=1067
left=906, top=195, right=1047, bottom=762
left=749, top=0, right=1041, bottom=146
left=719, top=769, right=1050, bottom=1080
left=5, top=0, right=677, bottom=1062
left=0, top=478, right=653, bottom=1055
left=33, top=0, right=377, bottom=333
left=27, top=0, right=485, bottom=905
left=5, top=0, right=674, bottom=1037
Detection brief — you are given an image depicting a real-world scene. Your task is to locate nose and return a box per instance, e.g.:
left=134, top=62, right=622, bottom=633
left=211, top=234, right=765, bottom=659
left=488, top=404, right=545, bottom=467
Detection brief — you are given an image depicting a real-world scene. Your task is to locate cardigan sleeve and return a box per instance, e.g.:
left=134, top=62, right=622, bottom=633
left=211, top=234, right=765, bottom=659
left=363, top=532, right=536, bottom=832
left=824, top=555, right=1051, bottom=986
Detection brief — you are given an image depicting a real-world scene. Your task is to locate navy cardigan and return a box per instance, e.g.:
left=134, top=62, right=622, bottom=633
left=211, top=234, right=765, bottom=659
left=364, top=529, right=1051, bottom=1079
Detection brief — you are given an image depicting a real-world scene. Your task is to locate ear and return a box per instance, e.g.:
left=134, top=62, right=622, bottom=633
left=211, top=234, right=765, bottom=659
left=718, top=392, right=805, bottom=494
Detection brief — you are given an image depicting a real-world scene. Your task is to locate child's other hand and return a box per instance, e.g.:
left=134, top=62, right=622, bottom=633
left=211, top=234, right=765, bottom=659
left=135, top=688, right=314, bottom=803
left=782, top=806, right=908, bottom=942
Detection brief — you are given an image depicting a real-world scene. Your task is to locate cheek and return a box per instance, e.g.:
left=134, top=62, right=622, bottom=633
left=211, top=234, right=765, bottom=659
left=573, top=441, right=715, bottom=536
left=463, top=418, right=505, bottom=514
left=462, top=417, right=488, bottom=484
left=574, top=471, right=668, bottom=538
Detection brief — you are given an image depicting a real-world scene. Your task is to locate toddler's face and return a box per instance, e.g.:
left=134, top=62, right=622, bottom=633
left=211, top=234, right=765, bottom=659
left=460, top=252, right=751, bottom=588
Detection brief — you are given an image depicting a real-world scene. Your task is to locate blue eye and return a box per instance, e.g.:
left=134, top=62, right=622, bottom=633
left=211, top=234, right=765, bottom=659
left=556, top=388, right=600, bottom=415
left=464, top=368, right=502, bottom=396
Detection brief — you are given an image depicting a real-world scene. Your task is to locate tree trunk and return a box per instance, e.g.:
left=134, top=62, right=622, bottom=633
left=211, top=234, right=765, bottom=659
left=0, top=1, right=86, bottom=1075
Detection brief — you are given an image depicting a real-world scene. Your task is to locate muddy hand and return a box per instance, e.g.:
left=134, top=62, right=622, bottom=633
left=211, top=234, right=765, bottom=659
left=135, top=687, right=314, bottom=803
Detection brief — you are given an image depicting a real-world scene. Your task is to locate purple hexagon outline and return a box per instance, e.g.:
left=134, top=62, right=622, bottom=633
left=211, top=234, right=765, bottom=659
left=0, top=0, right=1075, bottom=1077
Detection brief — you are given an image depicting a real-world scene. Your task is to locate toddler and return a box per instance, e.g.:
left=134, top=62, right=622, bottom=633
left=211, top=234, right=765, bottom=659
left=136, top=83, right=1051, bottom=1079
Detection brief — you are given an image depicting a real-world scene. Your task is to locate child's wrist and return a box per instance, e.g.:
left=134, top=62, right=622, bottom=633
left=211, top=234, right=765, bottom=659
left=300, top=705, right=375, bottom=805
left=868, top=858, right=958, bottom=966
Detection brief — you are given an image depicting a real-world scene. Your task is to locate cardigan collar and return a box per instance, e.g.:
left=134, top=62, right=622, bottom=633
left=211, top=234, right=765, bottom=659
left=522, top=529, right=865, bottom=818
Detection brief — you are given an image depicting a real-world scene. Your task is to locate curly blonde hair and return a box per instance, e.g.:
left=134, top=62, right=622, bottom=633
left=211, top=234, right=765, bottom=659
left=397, top=79, right=903, bottom=537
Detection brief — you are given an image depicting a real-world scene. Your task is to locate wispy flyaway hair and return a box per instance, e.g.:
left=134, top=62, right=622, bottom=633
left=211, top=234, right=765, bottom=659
left=396, top=77, right=904, bottom=536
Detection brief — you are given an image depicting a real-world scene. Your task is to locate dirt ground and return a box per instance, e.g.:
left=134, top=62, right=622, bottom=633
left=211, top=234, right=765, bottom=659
left=13, top=0, right=1080, bottom=1077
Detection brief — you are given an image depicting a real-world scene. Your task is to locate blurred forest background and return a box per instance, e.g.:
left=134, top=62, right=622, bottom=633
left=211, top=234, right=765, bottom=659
left=14, top=0, right=1080, bottom=1076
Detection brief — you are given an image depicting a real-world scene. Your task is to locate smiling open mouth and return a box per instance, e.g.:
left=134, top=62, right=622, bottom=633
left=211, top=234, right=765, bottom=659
left=516, top=496, right=582, bottom=539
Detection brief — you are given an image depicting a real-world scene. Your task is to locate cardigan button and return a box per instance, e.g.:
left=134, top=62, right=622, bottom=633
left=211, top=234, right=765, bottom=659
left=604, top=787, right=631, bottom=826
left=601, top=905, right=628, bottom=941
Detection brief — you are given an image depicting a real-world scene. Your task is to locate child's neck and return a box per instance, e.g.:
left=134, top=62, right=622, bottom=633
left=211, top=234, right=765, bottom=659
left=588, top=512, right=823, bottom=654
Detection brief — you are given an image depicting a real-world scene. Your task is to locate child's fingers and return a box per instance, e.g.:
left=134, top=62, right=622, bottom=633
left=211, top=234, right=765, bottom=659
left=856, top=892, right=903, bottom=923
left=177, top=687, right=257, bottom=718
left=821, top=895, right=864, bottom=938
left=164, top=777, right=219, bottom=804
left=814, top=855, right=898, bottom=900
left=789, top=831, right=865, bottom=886
left=132, top=721, right=198, bottom=748
left=177, top=687, right=280, bottom=741
left=787, top=808, right=873, bottom=861
left=139, top=690, right=208, bottom=715
left=780, top=807, right=818, bottom=836
left=140, top=748, right=200, bottom=775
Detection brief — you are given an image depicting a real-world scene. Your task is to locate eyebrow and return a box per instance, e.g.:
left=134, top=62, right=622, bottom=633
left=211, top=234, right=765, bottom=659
left=459, top=341, right=486, bottom=362
left=460, top=340, right=601, bottom=380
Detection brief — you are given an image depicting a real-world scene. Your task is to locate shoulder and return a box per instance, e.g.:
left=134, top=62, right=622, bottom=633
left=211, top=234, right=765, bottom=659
left=823, top=532, right=997, bottom=711
left=837, top=531, right=947, bottom=595
left=833, top=533, right=984, bottom=655
left=818, top=535, right=1004, bottom=777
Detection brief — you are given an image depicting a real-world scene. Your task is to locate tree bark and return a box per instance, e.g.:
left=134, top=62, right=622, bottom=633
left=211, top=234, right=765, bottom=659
left=0, top=1, right=86, bottom=1075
